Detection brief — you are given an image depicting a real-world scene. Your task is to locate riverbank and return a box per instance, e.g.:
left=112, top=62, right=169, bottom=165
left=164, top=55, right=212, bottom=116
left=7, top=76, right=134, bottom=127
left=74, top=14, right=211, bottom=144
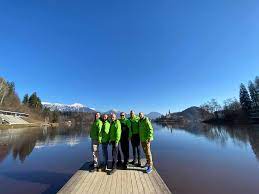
left=0, top=122, right=59, bottom=130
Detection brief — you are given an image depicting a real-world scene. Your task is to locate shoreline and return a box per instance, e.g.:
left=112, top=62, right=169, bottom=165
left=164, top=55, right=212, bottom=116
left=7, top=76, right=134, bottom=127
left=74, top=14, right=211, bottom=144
left=0, top=122, right=59, bottom=130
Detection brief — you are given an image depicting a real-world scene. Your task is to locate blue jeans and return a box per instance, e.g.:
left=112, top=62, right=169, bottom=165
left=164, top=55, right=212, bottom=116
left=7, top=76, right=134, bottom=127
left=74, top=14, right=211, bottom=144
left=102, top=143, right=109, bottom=166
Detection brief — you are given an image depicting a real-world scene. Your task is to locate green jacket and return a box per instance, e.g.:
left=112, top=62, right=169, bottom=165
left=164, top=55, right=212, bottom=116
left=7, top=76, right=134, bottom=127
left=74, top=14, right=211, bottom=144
left=110, top=119, right=121, bottom=144
left=101, top=120, right=110, bottom=143
left=90, top=119, right=103, bottom=143
left=129, top=115, right=139, bottom=135
left=139, top=117, right=154, bottom=142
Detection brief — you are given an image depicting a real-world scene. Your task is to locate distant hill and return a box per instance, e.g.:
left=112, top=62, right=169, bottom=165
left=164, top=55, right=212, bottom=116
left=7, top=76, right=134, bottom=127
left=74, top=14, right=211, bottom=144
left=156, top=106, right=212, bottom=123
left=42, top=102, right=96, bottom=113
left=171, top=106, right=210, bottom=122
left=146, top=112, right=162, bottom=120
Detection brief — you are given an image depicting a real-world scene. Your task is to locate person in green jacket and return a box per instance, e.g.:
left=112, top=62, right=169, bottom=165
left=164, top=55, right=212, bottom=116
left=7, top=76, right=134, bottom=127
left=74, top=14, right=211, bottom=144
left=139, top=112, right=154, bottom=174
left=90, top=112, right=103, bottom=172
left=129, top=110, right=141, bottom=166
left=118, top=112, right=131, bottom=169
left=101, top=114, right=110, bottom=171
left=108, top=113, right=121, bottom=175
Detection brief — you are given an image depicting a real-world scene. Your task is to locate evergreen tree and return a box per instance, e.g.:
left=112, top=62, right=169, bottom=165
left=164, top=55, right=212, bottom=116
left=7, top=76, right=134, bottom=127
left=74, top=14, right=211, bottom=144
left=36, top=96, right=42, bottom=109
left=239, top=83, right=252, bottom=112
left=6, top=81, right=15, bottom=96
left=255, top=76, right=259, bottom=90
left=52, top=110, right=59, bottom=123
left=28, top=92, right=38, bottom=108
left=22, top=94, right=29, bottom=104
left=42, top=107, right=51, bottom=118
left=248, top=81, right=259, bottom=108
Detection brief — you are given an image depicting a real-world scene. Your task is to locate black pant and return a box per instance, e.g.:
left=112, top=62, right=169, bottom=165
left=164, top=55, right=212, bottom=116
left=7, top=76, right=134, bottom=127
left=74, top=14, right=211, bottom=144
left=111, top=141, right=119, bottom=169
left=131, top=134, right=140, bottom=162
left=102, top=143, right=108, bottom=166
left=118, top=139, right=129, bottom=165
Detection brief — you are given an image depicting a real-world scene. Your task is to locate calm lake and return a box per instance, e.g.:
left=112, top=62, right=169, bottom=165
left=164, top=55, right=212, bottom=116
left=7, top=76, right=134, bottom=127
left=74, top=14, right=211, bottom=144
left=0, top=123, right=259, bottom=194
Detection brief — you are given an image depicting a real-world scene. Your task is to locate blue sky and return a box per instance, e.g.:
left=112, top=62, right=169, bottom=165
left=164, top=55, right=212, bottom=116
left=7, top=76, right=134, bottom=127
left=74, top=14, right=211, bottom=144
left=0, top=0, right=259, bottom=114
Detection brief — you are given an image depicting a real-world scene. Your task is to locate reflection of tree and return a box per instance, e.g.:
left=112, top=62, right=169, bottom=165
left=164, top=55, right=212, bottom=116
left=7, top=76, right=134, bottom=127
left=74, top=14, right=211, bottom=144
left=13, top=140, right=36, bottom=162
left=0, top=145, right=11, bottom=162
left=157, top=123, right=259, bottom=159
left=247, top=128, right=259, bottom=160
left=162, top=122, right=259, bottom=162
left=0, top=125, right=91, bottom=163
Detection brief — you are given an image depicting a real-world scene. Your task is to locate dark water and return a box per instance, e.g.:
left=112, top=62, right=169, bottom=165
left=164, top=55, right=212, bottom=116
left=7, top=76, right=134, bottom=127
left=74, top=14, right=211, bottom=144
left=1, top=123, right=259, bottom=194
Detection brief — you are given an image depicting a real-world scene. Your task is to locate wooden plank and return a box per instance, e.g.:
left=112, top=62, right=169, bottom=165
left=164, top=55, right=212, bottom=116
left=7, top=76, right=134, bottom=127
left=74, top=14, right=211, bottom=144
left=57, top=171, right=83, bottom=193
left=105, top=171, right=113, bottom=194
left=71, top=172, right=88, bottom=194
left=147, top=171, right=162, bottom=194
left=84, top=172, right=98, bottom=193
left=156, top=171, right=172, bottom=194
left=144, top=173, right=156, bottom=193
left=109, top=169, right=118, bottom=194
left=57, top=160, right=172, bottom=194
left=81, top=173, right=96, bottom=193
left=130, top=168, right=139, bottom=194
left=75, top=172, right=90, bottom=194
left=138, top=170, right=149, bottom=194
left=151, top=169, right=171, bottom=194
left=58, top=170, right=85, bottom=194
left=121, top=170, right=127, bottom=194
left=134, top=170, right=144, bottom=193
left=154, top=169, right=171, bottom=194
left=98, top=172, right=109, bottom=194
left=115, top=170, right=122, bottom=194
left=127, top=168, right=133, bottom=194
left=89, top=172, right=105, bottom=194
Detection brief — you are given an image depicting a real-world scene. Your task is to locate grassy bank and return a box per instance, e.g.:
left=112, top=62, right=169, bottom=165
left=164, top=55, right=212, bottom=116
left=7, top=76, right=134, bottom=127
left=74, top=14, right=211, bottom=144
left=0, top=123, right=42, bottom=129
left=0, top=122, right=59, bottom=130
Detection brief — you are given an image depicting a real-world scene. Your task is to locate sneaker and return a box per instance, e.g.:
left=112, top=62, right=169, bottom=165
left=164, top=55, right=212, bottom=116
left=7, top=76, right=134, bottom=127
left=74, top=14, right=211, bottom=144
left=129, top=160, right=136, bottom=165
left=117, top=161, right=123, bottom=167
left=122, top=164, right=127, bottom=170
left=136, top=162, right=141, bottom=167
left=146, top=166, right=153, bottom=174
left=108, top=168, right=117, bottom=175
left=143, top=163, right=148, bottom=168
left=101, top=165, right=107, bottom=172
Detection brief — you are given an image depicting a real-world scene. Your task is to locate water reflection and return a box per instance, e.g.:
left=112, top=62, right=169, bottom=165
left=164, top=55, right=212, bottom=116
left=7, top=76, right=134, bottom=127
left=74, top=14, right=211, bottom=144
left=0, top=126, right=90, bottom=163
left=158, top=123, right=259, bottom=161
left=1, top=123, right=259, bottom=164
left=1, top=124, right=259, bottom=194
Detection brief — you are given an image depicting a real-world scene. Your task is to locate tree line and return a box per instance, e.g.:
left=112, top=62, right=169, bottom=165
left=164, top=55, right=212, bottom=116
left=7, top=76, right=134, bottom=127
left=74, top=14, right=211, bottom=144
left=0, top=77, right=56, bottom=122
left=201, top=76, right=259, bottom=123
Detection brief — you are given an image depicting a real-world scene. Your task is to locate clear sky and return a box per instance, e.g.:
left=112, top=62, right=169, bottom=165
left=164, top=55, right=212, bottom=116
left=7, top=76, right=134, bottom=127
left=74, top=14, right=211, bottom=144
left=1, top=0, right=259, bottom=114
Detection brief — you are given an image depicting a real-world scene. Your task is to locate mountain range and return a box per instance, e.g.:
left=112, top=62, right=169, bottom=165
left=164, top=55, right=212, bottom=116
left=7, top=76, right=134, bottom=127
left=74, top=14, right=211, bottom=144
left=42, top=102, right=162, bottom=119
left=42, top=102, right=96, bottom=113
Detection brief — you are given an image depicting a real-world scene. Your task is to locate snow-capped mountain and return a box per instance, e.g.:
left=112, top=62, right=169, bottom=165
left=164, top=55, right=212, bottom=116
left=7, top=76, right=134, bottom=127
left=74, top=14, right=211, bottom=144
left=42, top=102, right=96, bottom=113
left=104, top=109, right=161, bottom=119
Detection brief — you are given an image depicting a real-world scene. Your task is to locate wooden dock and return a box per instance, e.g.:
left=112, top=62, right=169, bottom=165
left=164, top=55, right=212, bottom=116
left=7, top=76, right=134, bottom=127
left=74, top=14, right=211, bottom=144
left=58, top=159, right=172, bottom=194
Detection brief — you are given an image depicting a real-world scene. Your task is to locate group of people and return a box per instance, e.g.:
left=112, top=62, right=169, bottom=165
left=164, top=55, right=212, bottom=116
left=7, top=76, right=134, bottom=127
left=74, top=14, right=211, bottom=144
left=90, top=110, right=154, bottom=175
